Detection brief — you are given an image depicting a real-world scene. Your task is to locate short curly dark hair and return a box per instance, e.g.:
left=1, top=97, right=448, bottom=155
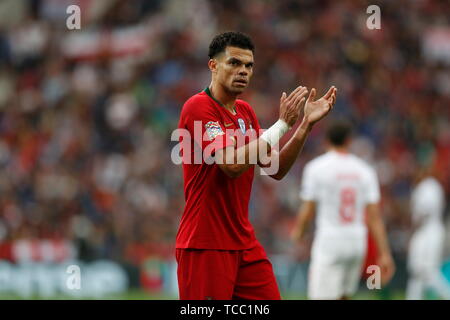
left=208, top=31, right=254, bottom=59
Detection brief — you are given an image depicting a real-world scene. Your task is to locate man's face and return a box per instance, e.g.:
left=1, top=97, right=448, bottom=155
left=210, top=46, right=254, bottom=95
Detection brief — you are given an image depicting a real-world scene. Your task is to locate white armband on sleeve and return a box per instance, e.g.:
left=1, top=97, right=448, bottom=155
left=260, top=119, right=290, bottom=147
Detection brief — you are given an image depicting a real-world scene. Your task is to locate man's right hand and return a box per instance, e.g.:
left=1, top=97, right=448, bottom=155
left=378, top=253, right=396, bottom=286
left=279, top=86, right=309, bottom=127
left=302, top=86, right=337, bottom=127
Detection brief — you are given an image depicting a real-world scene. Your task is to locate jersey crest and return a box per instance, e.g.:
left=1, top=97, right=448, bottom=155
left=238, top=118, right=246, bottom=134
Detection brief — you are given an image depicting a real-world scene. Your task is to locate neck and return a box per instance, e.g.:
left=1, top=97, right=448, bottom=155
left=209, top=81, right=237, bottom=112
left=331, top=146, right=348, bottom=154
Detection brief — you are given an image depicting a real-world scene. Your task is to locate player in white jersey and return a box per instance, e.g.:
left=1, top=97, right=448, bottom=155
left=406, top=171, right=450, bottom=300
left=291, top=121, right=395, bottom=299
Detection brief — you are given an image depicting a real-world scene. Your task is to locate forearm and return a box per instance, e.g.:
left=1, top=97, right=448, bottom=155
left=294, top=213, right=309, bottom=240
left=270, top=119, right=312, bottom=180
left=292, top=201, right=315, bottom=241
left=236, top=137, right=271, bottom=168
left=218, top=136, right=271, bottom=178
left=219, top=118, right=293, bottom=177
left=367, top=206, right=392, bottom=258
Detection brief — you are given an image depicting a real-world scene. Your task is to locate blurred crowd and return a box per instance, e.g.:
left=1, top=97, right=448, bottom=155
left=0, top=0, right=449, bottom=267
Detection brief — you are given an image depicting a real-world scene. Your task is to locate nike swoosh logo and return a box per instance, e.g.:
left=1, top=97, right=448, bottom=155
left=224, top=123, right=233, bottom=127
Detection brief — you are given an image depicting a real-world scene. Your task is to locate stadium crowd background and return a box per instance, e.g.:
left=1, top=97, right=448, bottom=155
left=0, top=0, right=449, bottom=296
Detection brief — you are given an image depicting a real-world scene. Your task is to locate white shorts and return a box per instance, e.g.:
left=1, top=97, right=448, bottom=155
left=308, top=236, right=366, bottom=299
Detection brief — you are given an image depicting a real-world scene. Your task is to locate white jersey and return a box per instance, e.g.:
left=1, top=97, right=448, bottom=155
left=411, top=177, right=445, bottom=231
left=301, top=150, right=381, bottom=299
left=300, top=150, right=380, bottom=241
left=407, top=178, right=450, bottom=300
left=408, top=177, right=446, bottom=274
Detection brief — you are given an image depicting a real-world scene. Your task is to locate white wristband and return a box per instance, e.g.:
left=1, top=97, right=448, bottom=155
left=260, top=119, right=290, bottom=147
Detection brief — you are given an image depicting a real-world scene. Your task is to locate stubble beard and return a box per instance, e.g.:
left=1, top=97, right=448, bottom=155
left=225, top=83, right=246, bottom=96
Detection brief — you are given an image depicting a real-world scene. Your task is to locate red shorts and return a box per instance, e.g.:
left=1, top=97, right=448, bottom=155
left=176, top=242, right=281, bottom=300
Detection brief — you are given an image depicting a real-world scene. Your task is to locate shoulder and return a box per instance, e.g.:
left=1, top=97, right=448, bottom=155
left=413, top=178, right=444, bottom=204
left=181, top=91, right=215, bottom=118
left=349, top=154, right=376, bottom=175
left=183, top=92, right=211, bottom=110
left=421, top=178, right=444, bottom=195
left=304, top=153, right=330, bottom=173
left=236, top=98, right=251, bottom=109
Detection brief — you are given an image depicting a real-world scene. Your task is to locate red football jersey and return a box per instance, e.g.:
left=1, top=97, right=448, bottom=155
left=176, top=88, right=261, bottom=250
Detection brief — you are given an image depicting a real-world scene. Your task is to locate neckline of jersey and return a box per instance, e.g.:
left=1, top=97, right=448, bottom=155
left=329, top=149, right=350, bottom=156
left=203, top=87, right=237, bottom=116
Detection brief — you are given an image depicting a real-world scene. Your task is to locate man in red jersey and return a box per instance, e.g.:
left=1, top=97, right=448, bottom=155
left=176, top=31, right=337, bottom=300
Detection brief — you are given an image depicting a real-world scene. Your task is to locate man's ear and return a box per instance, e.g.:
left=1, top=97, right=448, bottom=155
left=208, top=59, right=217, bottom=73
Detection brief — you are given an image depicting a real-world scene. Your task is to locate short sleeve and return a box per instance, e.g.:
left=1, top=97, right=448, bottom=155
left=365, top=168, right=380, bottom=204
left=182, top=98, right=235, bottom=159
left=300, top=163, right=319, bottom=201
